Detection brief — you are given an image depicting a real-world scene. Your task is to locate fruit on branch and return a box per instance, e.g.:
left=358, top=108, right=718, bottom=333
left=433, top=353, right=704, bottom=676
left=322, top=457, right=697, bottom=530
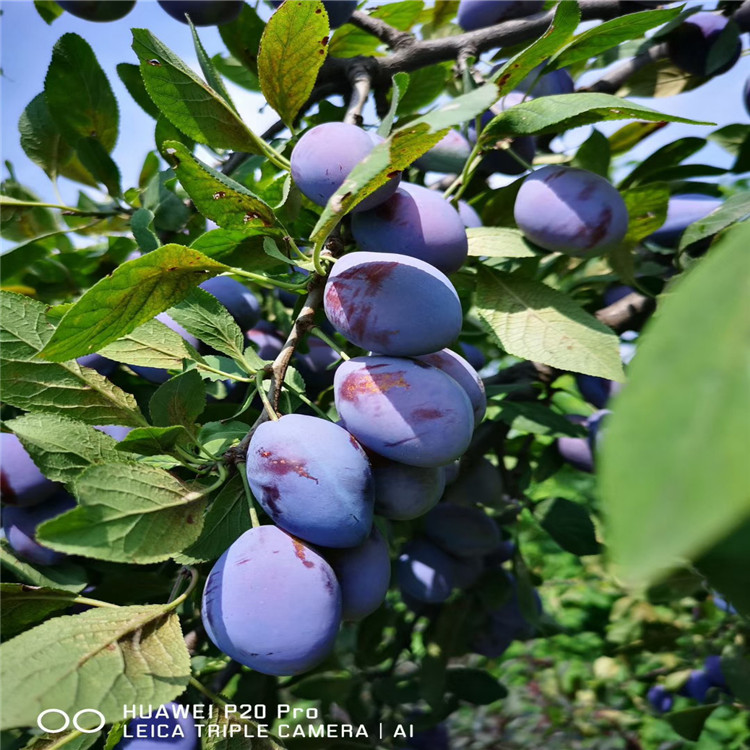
left=516, top=64, right=575, bottom=97
left=334, top=356, right=474, bottom=468
left=397, top=538, right=462, bottom=603
left=157, top=0, right=243, bottom=26
left=77, top=353, right=117, bottom=376
left=680, top=670, right=712, bottom=703
left=326, top=527, right=391, bottom=620
left=485, top=538, right=516, bottom=566
left=647, top=685, right=674, bottom=714
left=290, top=123, right=400, bottom=211
left=130, top=313, right=201, bottom=384
left=704, top=655, right=728, bottom=691
left=116, top=703, right=198, bottom=750
left=199, top=277, right=260, bottom=330
left=457, top=201, right=482, bottom=228
left=270, top=0, right=357, bottom=28
left=416, top=348, right=486, bottom=424
left=470, top=94, right=537, bottom=176
left=667, top=12, right=742, bottom=76
left=459, top=342, right=485, bottom=371
left=247, top=325, right=285, bottom=360
left=648, top=193, right=723, bottom=248
left=576, top=374, right=621, bottom=409
left=457, top=0, right=543, bottom=31
left=713, top=593, right=738, bottom=614
left=202, top=525, right=341, bottom=676
left=0, top=434, right=58, bottom=507
left=414, top=130, right=472, bottom=174
left=324, top=252, right=462, bottom=356
left=294, top=338, right=339, bottom=395
left=246, top=415, right=374, bottom=548
left=351, top=183, right=469, bottom=275
left=442, top=458, right=504, bottom=507
left=370, top=454, right=446, bottom=520
left=423, top=504, right=501, bottom=558
left=55, top=1, right=136, bottom=22
left=2, top=492, right=76, bottom=566
left=557, top=415, right=594, bottom=473
left=514, top=166, right=629, bottom=256
left=587, top=409, right=611, bottom=456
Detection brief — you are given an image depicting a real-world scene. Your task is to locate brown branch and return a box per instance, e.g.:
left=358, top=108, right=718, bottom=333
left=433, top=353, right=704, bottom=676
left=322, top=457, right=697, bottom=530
left=343, top=63, right=373, bottom=126
left=595, top=291, right=655, bottom=333
left=348, top=9, right=415, bottom=50
left=581, top=43, right=668, bottom=95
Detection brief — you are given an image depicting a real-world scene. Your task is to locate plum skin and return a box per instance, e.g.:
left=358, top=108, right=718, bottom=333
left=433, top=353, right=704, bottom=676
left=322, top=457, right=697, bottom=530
left=77, top=353, right=117, bottom=376
left=1, top=433, right=58, bottom=508
left=647, top=685, right=674, bottom=714
left=199, top=277, right=260, bottom=330
left=667, top=13, right=741, bottom=76
left=157, top=1, right=244, bottom=26
left=201, top=525, right=342, bottom=676
left=324, top=252, right=463, bottom=357
left=397, top=538, right=461, bottom=603
left=371, top=455, right=446, bottom=521
left=115, top=703, right=198, bottom=750
left=517, top=64, right=575, bottom=97
left=291, top=123, right=400, bottom=212
left=334, top=356, right=475, bottom=468
left=415, top=130, right=472, bottom=174
left=514, top=165, right=629, bottom=256
left=56, top=1, right=135, bottom=21
left=246, top=415, right=374, bottom=548
left=442, top=457, right=504, bottom=507
left=648, top=194, right=723, bottom=248
left=423, top=504, right=501, bottom=558
left=351, top=183, right=468, bottom=275
left=457, top=0, right=543, bottom=31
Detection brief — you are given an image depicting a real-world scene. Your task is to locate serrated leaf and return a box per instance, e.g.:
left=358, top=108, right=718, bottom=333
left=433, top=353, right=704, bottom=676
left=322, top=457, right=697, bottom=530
left=130, top=207, right=160, bottom=253
left=19, top=94, right=73, bottom=182
left=201, top=712, right=284, bottom=750
left=131, top=29, right=264, bottom=154
left=188, top=18, right=236, bottom=112
left=218, top=3, right=265, bottom=75
left=258, top=0, right=329, bottom=127
left=377, top=72, right=410, bottom=138
left=116, top=62, right=159, bottom=119
left=475, top=268, right=625, bottom=381
left=0, top=543, right=88, bottom=594
left=149, top=370, right=206, bottom=428
left=539, top=497, right=601, bottom=556
left=0, top=604, right=190, bottom=730
left=44, top=33, right=118, bottom=152
left=37, top=463, right=208, bottom=564
left=0, top=292, right=144, bottom=426
left=571, top=128, right=611, bottom=177
left=39, top=245, right=229, bottom=362
left=163, top=142, right=275, bottom=231
left=679, top=192, right=750, bottom=250
left=619, top=137, right=705, bottom=189
left=75, top=136, right=122, bottom=197
left=480, top=93, right=712, bottom=145
left=115, top=426, right=189, bottom=457
left=467, top=227, right=540, bottom=259
left=618, top=58, right=705, bottom=99
left=601, top=222, right=750, bottom=586
left=0, top=584, right=81, bottom=639
left=34, top=0, right=64, bottom=24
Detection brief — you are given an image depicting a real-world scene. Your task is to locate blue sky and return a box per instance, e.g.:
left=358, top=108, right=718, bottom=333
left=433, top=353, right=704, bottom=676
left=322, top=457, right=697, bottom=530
left=1, top=0, right=748, bottom=214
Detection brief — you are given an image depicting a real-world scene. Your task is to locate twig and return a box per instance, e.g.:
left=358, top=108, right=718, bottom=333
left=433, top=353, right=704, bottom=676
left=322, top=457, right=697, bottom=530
left=581, top=43, right=668, bottom=95
left=348, top=9, right=415, bottom=50
left=343, top=63, right=373, bottom=125
left=595, top=291, right=655, bottom=333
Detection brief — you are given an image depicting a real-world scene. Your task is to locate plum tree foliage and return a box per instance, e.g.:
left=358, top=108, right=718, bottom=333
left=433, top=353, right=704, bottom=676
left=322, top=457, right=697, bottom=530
left=0, top=0, right=749, bottom=748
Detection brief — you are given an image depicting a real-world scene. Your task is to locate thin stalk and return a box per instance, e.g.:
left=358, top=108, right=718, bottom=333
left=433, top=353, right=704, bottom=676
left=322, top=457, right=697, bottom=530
left=255, top=371, right=279, bottom=421
left=310, top=326, right=350, bottom=360
left=230, top=266, right=306, bottom=291
left=238, top=462, right=261, bottom=528
left=165, top=567, right=199, bottom=611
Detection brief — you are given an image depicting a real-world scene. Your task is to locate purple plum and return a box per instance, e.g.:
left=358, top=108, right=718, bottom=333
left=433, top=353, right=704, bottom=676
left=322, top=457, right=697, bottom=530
left=351, top=182, right=468, bottom=274
left=457, top=0, right=543, bottom=30
left=334, top=356, right=474, bottom=468
left=603, top=285, right=634, bottom=307
left=443, top=460, right=460, bottom=485
left=130, top=313, right=200, bottom=384
left=294, top=338, right=339, bottom=394
left=157, top=0, right=243, bottom=25
left=2, top=492, right=76, bottom=566
left=713, top=594, right=738, bottom=614
left=681, top=670, right=712, bottom=703
left=647, top=685, right=674, bottom=714
left=324, top=252, right=463, bottom=356
left=459, top=342, right=485, bottom=371
left=116, top=703, right=198, bottom=750
left=397, top=538, right=461, bottom=603
left=668, top=13, right=742, bottom=76
left=370, top=454, right=446, bottom=520
left=442, top=458, right=504, bottom=507
left=457, top=200, right=482, bottom=228
left=202, top=525, right=342, bottom=675
left=95, top=425, right=133, bottom=442
left=516, top=64, right=575, bottom=97
left=745, top=77, right=750, bottom=116
left=416, top=348, right=486, bottom=424
left=1, top=434, right=58, bottom=508
left=326, top=527, right=391, bottom=620
left=575, top=374, right=621, bottom=409
left=557, top=416, right=593, bottom=473
left=291, top=123, right=400, bottom=211
left=648, top=194, right=723, bottom=248
left=77, top=353, right=117, bottom=377
left=514, top=165, right=629, bottom=256
left=246, top=415, right=374, bottom=547
left=200, top=277, right=260, bottom=330
left=414, top=130, right=472, bottom=173
left=247, top=326, right=285, bottom=361
left=704, top=656, right=728, bottom=690
left=56, top=1, right=135, bottom=21
left=423, top=504, right=501, bottom=558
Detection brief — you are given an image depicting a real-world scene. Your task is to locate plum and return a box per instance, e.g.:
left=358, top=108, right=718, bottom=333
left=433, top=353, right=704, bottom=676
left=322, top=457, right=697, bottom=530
left=351, top=183, right=468, bottom=274
left=56, top=1, right=135, bottom=21
left=416, top=348, right=486, bottom=424
left=514, top=165, right=629, bottom=256
left=587, top=409, right=611, bottom=455
left=116, top=703, right=198, bottom=750
left=647, top=685, right=674, bottom=714
left=200, top=277, right=260, bottom=330
left=270, top=0, right=357, bottom=28
left=681, top=670, right=712, bottom=703
left=326, top=527, right=390, bottom=620
left=704, top=656, right=728, bottom=690
left=485, top=538, right=516, bottom=566
left=517, top=64, right=575, bottom=97
left=397, top=538, right=460, bottom=603
left=443, top=460, right=460, bottom=485
left=648, top=194, right=723, bottom=248
left=334, top=356, right=474, bottom=468
left=246, top=415, right=373, bottom=548
left=557, top=436, right=593, bottom=473
left=324, top=252, right=462, bottom=356
left=202, top=525, right=341, bottom=675
left=423, top=504, right=500, bottom=558
left=290, top=123, right=400, bottom=211
left=130, top=313, right=200, bottom=384
left=294, top=338, right=338, bottom=394
left=371, top=455, right=446, bottom=520
left=469, top=94, right=536, bottom=176
left=2, top=492, right=76, bottom=566
left=95, top=425, right=133, bottom=442
left=713, top=593, right=738, bottom=614
left=442, top=458, right=503, bottom=507
left=459, top=342, right=485, bottom=371
left=603, top=284, right=634, bottom=307
left=667, top=13, right=741, bottom=76
left=247, top=326, right=285, bottom=361
left=457, top=200, right=482, bottom=228
left=457, top=0, right=543, bottom=30
left=414, top=130, right=472, bottom=174
left=575, top=374, right=621, bottom=409
left=77, top=353, right=117, bottom=377
left=1, top=434, right=58, bottom=507
left=157, top=1, right=243, bottom=25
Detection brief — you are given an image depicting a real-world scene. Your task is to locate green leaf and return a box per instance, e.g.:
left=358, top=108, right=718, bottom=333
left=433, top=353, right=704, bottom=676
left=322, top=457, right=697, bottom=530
left=149, top=370, right=206, bottom=428
left=0, top=604, right=190, bottom=730
left=705, top=19, right=741, bottom=76
left=446, top=667, right=507, bottom=705
left=210, top=54, right=260, bottom=92
left=571, top=128, right=611, bottom=177
left=666, top=705, right=719, bottom=742
left=621, top=183, right=670, bottom=244
left=0, top=543, right=88, bottom=593
left=44, top=33, right=118, bottom=152
left=218, top=4, right=265, bottom=75
left=721, top=654, right=750, bottom=705
left=480, top=93, right=712, bottom=145
left=396, top=63, right=450, bottom=116
left=475, top=267, right=625, bottom=381
left=0, top=584, right=81, bottom=639
left=116, top=62, right=160, bottom=119
left=496, top=401, right=585, bottom=437
left=201, top=713, right=284, bottom=750
left=608, top=121, right=667, bottom=155
left=39, top=245, right=229, bottom=362
left=115, top=425, right=189, bottom=457
left=163, top=142, right=275, bottom=231
left=18, top=94, right=73, bottom=182
left=75, top=137, right=122, bottom=197
left=539, top=497, right=601, bottom=556
left=679, top=192, right=750, bottom=250
left=619, top=137, right=705, bottom=189
left=466, top=227, right=540, bottom=259
left=34, top=0, right=64, bottom=24
left=258, top=0, right=329, bottom=128
left=130, top=207, right=160, bottom=253
left=0, top=292, right=144, bottom=426
left=131, top=29, right=265, bottom=154
left=377, top=72, right=410, bottom=138
left=619, top=59, right=705, bottom=99
left=178, top=475, right=251, bottom=563
left=601, top=222, right=750, bottom=586
left=290, top=672, right=355, bottom=702
left=37, top=463, right=208, bottom=564
left=7, top=413, right=133, bottom=487
left=188, top=19, right=236, bottom=112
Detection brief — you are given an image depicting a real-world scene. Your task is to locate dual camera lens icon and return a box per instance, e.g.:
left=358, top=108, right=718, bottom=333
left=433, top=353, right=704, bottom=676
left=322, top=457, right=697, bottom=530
left=37, top=709, right=106, bottom=733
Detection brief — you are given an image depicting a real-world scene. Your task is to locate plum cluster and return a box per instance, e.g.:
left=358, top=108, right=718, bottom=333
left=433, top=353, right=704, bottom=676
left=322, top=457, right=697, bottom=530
left=647, top=656, right=732, bottom=714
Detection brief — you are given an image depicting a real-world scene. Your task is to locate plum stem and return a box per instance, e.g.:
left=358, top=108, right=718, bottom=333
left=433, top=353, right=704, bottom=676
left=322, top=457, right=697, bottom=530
left=166, top=567, right=199, bottom=610
left=256, top=370, right=280, bottom=421
left=310, top=326, right=350, bottom=361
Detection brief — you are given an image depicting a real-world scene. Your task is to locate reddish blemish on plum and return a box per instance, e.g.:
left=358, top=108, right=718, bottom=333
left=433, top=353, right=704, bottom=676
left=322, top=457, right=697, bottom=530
left=413, top=408, right=444, bottom=420
left=338, top=370, right=410, bottom=403
left=293, top=539, right=315, bottom=568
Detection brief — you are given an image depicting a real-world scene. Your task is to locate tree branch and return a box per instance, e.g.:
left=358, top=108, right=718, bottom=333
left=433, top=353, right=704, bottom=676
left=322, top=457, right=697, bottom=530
left=581, top=43, right=667, bottom=95
left=343, top=63, right=373, bottom=125
left=595, top=291, right=655, bottom=333
left=348, top=9, right=415, bottom=50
